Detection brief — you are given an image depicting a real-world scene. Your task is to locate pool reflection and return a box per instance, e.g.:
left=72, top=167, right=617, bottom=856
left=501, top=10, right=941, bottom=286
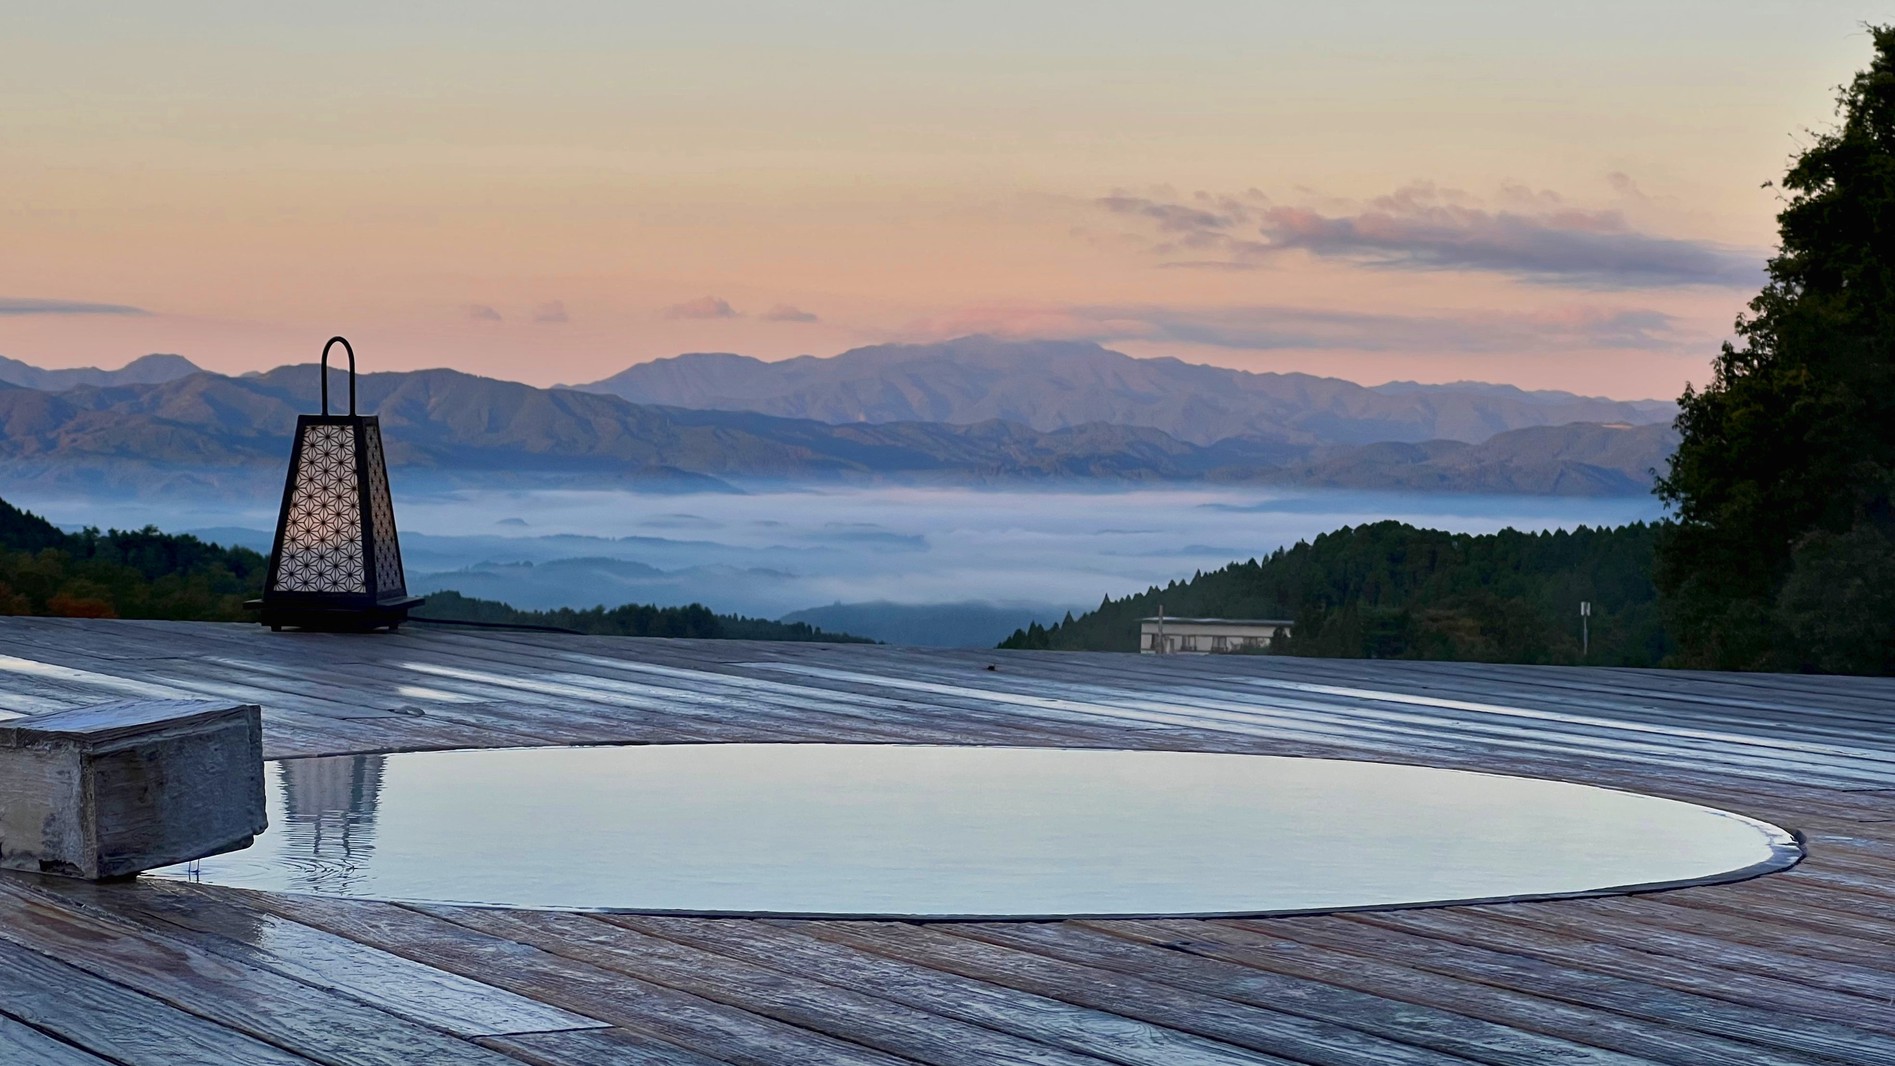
left=153, top=744, right=1800, bottom=918
left=276, top=755, right=385, bottom=894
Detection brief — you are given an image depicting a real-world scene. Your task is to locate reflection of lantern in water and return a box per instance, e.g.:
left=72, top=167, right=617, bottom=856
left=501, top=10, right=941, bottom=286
left=249, top=337, right=423, bottom=631
left=277, top=755, right=385, bottom=893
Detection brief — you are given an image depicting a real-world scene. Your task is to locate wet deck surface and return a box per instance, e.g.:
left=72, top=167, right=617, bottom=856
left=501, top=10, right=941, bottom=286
left=1, top=615, right=1892, bottom=1066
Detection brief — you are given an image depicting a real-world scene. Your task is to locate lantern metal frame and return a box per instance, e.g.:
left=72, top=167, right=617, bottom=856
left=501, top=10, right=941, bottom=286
left=248, top=337, right=423, bottom=632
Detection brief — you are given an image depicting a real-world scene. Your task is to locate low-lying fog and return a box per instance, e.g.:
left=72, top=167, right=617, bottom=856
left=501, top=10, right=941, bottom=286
left=20, top=485, right=1665, bottom=647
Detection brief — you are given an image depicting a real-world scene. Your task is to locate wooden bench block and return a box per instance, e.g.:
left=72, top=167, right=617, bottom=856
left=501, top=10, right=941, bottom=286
left=0, top=700, right=265, bottom=880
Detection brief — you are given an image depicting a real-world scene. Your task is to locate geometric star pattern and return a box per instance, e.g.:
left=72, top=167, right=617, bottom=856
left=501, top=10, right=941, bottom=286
left=361, top=423, right=407, bottom=597
left=270, top=423, right=368, bottom=594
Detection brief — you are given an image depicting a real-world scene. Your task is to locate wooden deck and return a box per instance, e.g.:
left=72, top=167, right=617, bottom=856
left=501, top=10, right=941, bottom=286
left=0, top=614, right=1891, bottom=1066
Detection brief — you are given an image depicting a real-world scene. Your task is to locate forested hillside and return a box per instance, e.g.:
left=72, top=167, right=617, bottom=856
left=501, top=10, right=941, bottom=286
left=1001, top=521, right=1666, bottom=667
left=413, top=590, right=868, bottom=643
left=0, top=495, right=266, bottom=619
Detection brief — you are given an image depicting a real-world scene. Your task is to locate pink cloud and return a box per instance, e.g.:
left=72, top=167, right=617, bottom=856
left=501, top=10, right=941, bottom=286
left=760, top=303, right=819, bottom=323
left=902, top=302, right=1689, bottom=354
left=661, top=296, right=739, bottom=320
left=1103, top=180, right=1762, bottom=287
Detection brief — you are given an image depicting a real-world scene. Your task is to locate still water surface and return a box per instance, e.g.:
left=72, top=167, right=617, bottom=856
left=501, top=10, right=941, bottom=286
left=153, top=744, right=1797, bottom=918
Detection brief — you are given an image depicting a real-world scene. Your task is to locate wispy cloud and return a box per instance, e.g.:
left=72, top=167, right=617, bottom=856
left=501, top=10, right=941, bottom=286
left=467, top=303, right=504, bottom=322
left=0, top=297, right=151, bottom=316
left=913, top=302, right=1690, bottom=354
left=661, top=296, right=739, bottom=320
left=533, top=300, right=569, bottom=324
left=1096, top=193, right=1254, bottom=246
left=1099, top=181, right=1762, bottom=288
left=760, top=303, right=819, bottom=323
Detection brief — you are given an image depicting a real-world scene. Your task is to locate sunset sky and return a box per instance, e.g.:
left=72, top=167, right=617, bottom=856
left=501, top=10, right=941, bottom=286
left=2, top=3, right=1885, bottom=398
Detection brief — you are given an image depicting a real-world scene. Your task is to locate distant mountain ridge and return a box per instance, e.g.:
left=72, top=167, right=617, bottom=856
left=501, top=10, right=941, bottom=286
left=0, top=355, right=1678, bottom=496
left=0, top=365, right=1298, bottom=492
left=576, top=337, right=1675, bottom=446
left=1285, top=422, right=1678, bottom=496
left=0, top=353, right=202, bottom=391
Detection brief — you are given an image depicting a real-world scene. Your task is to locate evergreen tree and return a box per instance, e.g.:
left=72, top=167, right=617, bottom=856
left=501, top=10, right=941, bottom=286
left=1000, top=521, right=1668, bottom=667
left=0, top=496, right=268, bottom=620
left=1656, top=26, right=1895, bottom=673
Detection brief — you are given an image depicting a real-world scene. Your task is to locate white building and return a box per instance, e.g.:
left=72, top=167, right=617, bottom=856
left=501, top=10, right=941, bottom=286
left=1139, top=616, right=1293, bottom=655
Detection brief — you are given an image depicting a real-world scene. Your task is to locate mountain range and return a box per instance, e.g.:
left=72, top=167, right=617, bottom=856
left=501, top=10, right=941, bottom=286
left=0, top=340, right=1680, bottom=496
left=576, top=337, right=1675, bottom=446
left=0, top=353, right=202, bottom=391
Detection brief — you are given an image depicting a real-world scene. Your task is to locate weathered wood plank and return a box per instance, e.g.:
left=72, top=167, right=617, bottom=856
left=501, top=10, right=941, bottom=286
left=414, top=906, right=1122, bottom=1066
left=867, top=655, right=1895, bottom=786
left=1354, top=906, right=1895, bottom=1031
left=745, top=658, right=1873, bottom=791
left=0, top=1015, right=118, bottom=1066
left=0, top=936, right=323, bottom=1066
left=1668, top=881, right=1895, bottom=943
left=400, top=632, right=1076, bottom=746
left=1221, top=915, right=1895, bottom=1065
left=612, top=913, right=1587, bottom=1066
left=1559, top=892, right=1895, bottom=973
left=1091, top=918, right=1835, bottom=1066
left=960, top=919, right=1658, bottom=1066
left=790, top=920, right=1487, bottom=1066
left=30, top=876, right=607, bottom=1038
left=1464, top=898, right=1895, bottom=998
left=0, top=878, right=520, bottom=1066
left=241, top=891, right=917, bottom=1066
left=477, top=1027, right=735, bottom=1066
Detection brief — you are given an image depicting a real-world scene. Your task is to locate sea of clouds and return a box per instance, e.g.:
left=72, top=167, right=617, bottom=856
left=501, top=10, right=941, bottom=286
left=17, top=484, right=1665, bottom=640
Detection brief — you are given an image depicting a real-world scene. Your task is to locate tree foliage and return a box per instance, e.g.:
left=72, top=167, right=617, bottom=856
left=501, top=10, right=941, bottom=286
left=411, top=590, right=871, bottom=642
left=0, top=496, right=267, bottom=620
left=1656, top=25, right=1895, bottom=673
left=1001, top=521, right=1667, bottom=666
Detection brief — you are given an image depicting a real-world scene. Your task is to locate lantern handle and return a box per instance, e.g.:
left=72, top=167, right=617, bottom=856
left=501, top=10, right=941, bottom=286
left=320, top=336, right=356, bottom=416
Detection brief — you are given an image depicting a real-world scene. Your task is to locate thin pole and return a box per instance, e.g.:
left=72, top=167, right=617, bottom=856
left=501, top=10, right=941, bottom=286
left=1156, top=603, right=1165, bottom=655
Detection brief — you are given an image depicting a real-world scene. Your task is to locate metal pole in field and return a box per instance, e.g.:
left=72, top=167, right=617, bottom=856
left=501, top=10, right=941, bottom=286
left=1157, top=604, right=1166, bottom=655
left=1580, top=601, right=1591, bottom=658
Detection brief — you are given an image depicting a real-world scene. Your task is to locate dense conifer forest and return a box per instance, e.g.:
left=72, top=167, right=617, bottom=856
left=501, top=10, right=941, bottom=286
left=412, top=590, right=867, bottom=642
left=1653, top=25, right=1895, bottom=674
left=0, top=495, right=267, bottom=620
left=1000, top=521, right=1667, bottom=666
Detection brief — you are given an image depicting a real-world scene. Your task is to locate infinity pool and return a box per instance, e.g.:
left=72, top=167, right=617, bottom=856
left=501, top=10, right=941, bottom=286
left=151, top=744, right=1799, bottom=918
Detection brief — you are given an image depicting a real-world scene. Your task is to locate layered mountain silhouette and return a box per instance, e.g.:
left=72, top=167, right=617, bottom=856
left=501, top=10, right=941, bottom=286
left=576, top=337, right=1674, bottom=446
left=0, top=342, right=1679, bottom=496
left=0, top=352, right=201, bottom=391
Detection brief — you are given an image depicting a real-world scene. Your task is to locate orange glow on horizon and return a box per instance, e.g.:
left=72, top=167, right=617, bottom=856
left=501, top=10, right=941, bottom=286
left=2, top=4, right=1880, bottom=399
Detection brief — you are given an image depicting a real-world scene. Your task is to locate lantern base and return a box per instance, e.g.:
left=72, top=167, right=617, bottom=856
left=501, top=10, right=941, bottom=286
left=245, top=596, right=425, bottom=633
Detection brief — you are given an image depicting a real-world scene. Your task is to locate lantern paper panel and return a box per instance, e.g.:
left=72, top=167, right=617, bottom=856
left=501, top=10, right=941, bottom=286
left=271, top=421, right=368, bottom=595
left=362, top=422, right=407, bottom=599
